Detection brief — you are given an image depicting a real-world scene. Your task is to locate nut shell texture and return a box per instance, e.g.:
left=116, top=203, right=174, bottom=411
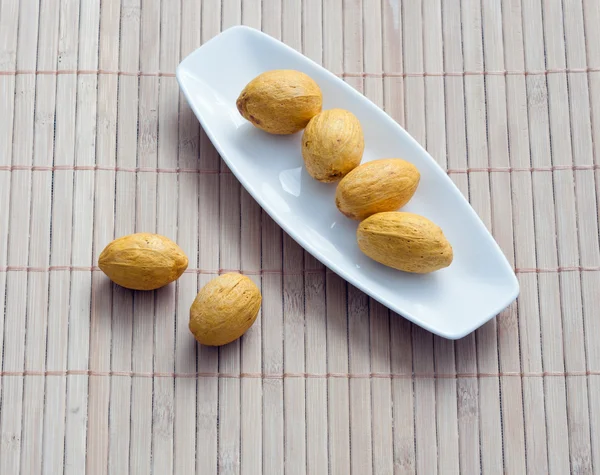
left=236, top=70, right=323, bottom=134
left=335, top=158, right=420, bottom=220
left=98, top=233, right=189, bottom=290
left=189, top=273, right=262, bottom=346
left=357, top=212, right=453, bottom=273
left=301, top=108, right=364, bottom=182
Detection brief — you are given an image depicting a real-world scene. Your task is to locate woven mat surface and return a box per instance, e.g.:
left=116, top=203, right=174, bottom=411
left=1, top=0, right=599, bottom=474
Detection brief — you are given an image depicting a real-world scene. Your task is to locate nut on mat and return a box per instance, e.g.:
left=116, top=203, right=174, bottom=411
left=189, top=272, right=262, bottom=346
left=301, top=108, right=365, bottom=182
left=98, top=232, right=189, bottom=291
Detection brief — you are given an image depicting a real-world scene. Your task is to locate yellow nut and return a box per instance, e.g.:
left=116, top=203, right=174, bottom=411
left=236, top=69, right=323, bottom=134
left=301, top=108, right=365, bottom=182
left=98, top=233, right=189, bottom=290
left=189, top=273, right=262, bottom=346
left=335, top=158, right=420, bottom=220
left=357, top=212, right=453, bottom=273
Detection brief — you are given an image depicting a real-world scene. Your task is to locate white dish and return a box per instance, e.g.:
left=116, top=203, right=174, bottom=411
left=176, top=25, right=519, bottom=339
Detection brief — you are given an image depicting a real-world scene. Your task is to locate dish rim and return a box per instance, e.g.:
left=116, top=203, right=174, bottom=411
left=175, top=25, right=520, bottom=339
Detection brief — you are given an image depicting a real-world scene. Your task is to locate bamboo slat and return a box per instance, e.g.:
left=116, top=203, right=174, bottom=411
left=0, top=3, right=17, bottom=457
left=583, top=2, right=600, bottom=471
left=543, top=2, right=593, bottom=473
left=503, top=0, right=548, bottom=471
left=481, top=1, right=527, bottom=473
left=1, top=0, right=39, bottom=473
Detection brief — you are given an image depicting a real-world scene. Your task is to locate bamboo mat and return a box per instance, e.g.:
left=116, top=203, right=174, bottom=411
left=1, top=0, right=599, bottom=474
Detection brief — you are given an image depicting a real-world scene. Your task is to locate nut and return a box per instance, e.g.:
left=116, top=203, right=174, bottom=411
left=236, top=69, right=323, bottom=134
left=98, top=233, right=189, bottom=290
left=357, top=212, right=453, bottom=273
left=335, top=158, right=420, bottom=220
left=189, top=273, right=262, bottom=346
left=301, top=108, right=364, bottom=182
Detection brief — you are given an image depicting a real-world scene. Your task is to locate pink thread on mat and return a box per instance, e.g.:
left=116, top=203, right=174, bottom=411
left=445, top=164, right=599, bottom=174
left=1, top=370, right=598, bottom=379
left=2, top=67, right=600, bottom=77
left=514, top=266, right=600, bottom=273
left=0, top=164, right=222, bottom=174
left=2, top=164, right=598, bottom=175
left=0, top=69, right=177, bottom=77
left=0, top=265, right=98, bottom=272
left=1, top=265, right=599, bottom=274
